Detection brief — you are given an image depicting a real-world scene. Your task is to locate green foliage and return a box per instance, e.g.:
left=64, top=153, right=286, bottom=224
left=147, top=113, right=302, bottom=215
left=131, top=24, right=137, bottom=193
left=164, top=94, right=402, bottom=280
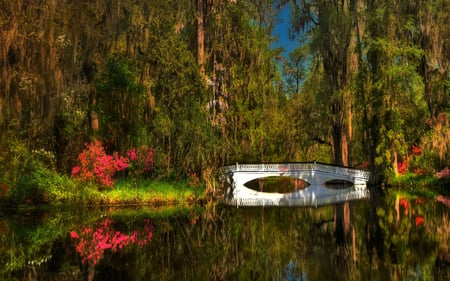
left=0, top=0, right=448, bottom=189
left=107, top=179, right=200, bottom=204
left=0, top=139, right=34, bottom=191
left=148, top=31, right=213, bottom=177
left=95, top=55, right=146, bottom=148
left=0, top=137, right=82, bottom=205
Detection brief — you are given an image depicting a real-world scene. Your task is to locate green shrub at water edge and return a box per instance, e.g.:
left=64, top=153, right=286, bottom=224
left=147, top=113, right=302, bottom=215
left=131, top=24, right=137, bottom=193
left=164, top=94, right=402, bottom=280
left=0, top=139, right=75, bottom=205
left=7, top=164, right=77, bottom=205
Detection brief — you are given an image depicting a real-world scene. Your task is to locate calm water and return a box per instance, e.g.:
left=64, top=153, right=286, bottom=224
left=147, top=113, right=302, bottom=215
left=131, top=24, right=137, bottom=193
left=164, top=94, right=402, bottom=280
left=0, top=189, right=449, bottom=280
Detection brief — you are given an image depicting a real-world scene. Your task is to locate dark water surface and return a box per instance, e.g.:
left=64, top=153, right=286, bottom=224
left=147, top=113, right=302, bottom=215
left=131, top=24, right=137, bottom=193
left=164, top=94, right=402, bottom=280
left=0, top=190, right=449, bottom=280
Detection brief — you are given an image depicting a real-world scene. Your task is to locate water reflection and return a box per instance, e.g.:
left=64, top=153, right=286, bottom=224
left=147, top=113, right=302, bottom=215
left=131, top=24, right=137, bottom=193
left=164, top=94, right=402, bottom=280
left=0, top=191, right=448, bottom=280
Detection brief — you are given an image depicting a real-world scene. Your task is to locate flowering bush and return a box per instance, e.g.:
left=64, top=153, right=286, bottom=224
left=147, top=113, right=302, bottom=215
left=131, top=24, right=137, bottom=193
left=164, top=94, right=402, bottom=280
left=398, top=197, right=409, bottom=216
left=415, top=197, right=426, bottom=205
left=397, top=162, right=408, bottom=174
left=412, top=144, right=422, bottom=155
left=356, top=160, right=369, bottom=170
left=71, top=140, right=156, bottom=189
left=436, top=167, right=450, bottom=179
left=71, top=140, right=129, bottom=189
left=188, top=172, right=201, bottom=188
left=126, top=146, right=154, bottom=178
left=188, top=206, right=202, bottom=225
left=70, top=218, right=153, bottom=266
left=413, top=168, right=425, bottom=175
left=415, top=215, right=425, bottom=226
left=399, top=197, right=408, bottom=209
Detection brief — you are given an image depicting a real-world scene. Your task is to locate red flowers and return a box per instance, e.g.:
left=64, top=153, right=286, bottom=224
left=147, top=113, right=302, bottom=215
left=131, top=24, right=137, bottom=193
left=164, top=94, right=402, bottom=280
left=415, top=216, right=425, bottom=226
left=436, top=167, right=450, bottom=179
left=397, top=162, right=408, bottom=174
left=70, top=218, right=153, bottom=266
left=70, top=231, right=79, bottom=239
left=412, top=144, right=422, bottom=155
left=126, top=148, right=137, bottom=161
left=126, top=146, right=154, bottom=177
left=71, top=140, right=129, bottom=189
left=144, top=148, right=153, bottom=172
left=399, top=198, right=409, bottom=209
left=415, top=197, right=426, bottom=205
left=413, top=168, right=425, bottom=175
left=357, top=160, right=369, bottom=170
left=189, top=172, right=201, bottom=188
left=71, top=166, right=81, bottom=176
left=71, top=140, right=156, bottom=188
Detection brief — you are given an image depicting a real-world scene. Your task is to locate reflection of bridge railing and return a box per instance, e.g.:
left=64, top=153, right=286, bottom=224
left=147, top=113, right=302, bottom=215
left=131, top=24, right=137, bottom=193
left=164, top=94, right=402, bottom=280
left=221, top=188, right=370, bottom=207
left=223, top=162, right=370, bottom=180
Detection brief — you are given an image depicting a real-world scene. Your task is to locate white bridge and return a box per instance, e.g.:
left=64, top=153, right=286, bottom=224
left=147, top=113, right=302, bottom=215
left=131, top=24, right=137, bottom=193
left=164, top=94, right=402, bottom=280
left=221, top=162, right=371, bottom=207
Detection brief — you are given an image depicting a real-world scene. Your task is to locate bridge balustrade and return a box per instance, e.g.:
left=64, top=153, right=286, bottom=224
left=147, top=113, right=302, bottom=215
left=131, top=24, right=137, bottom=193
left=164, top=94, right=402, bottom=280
left=224, top=162, right=370, bottom=180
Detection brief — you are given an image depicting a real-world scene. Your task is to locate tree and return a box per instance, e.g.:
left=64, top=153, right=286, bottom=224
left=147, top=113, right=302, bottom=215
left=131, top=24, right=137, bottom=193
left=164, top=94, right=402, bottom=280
left=289, top=0, right=355, bottom=166
left=282, top=46, right=309, bottom=95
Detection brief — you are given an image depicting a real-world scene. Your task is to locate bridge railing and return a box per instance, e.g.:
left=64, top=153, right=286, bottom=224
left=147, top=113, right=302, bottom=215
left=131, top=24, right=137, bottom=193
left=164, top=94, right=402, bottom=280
left=314, top=163, right=370, bottom=179
left=223, top=162, right=370, bottom=180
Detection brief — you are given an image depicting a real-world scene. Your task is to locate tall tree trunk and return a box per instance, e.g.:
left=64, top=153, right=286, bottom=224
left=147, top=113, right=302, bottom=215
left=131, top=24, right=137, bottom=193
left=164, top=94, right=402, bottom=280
left=197, top=0, right=205, bottom=74
left=317, top=2, right=352, bottom=166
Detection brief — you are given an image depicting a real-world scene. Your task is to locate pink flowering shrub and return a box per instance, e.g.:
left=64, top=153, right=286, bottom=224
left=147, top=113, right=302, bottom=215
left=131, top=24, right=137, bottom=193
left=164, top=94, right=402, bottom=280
left=412, top=144, right=422, bottom=155
left=188, top=172, right=200, bottom=188
left=71, top=140, right=156, bottom=189
left=415, top=215, right=425, bottom=226
left=125, top=146, right=154, bottom=178
left=357, top=160, right=369, bottom=170
left=71, top=140, right=129, bottom=189
left=397, top=162, right=408, bottom=174
left=399, top=197, right=409, bottom=209
left=436, top=167, right=450, bottom=179
left=70, top=218, right=153, bottom=266
left=188, top=206, right=202, bottom=225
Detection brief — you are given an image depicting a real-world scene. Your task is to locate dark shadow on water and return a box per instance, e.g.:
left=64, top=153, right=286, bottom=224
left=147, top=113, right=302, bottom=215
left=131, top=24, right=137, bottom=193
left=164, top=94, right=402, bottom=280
left=244, top=176, right=310, bottom=193
left=324, top=179, right=354, bottom=189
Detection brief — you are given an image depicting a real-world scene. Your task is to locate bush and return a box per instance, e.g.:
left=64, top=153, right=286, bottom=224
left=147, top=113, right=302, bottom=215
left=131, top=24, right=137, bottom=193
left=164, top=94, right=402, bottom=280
left=71, top=140, right=156, bottom=190
left=126, top=146, right=154, bottom=179
left=0, top=138, right=82, bottom=205
left=71, top=140, right=129, bottom=189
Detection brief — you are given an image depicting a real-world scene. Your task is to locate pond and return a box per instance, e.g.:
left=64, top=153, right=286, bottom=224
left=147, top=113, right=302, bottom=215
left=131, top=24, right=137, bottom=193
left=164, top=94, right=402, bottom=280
left=0, top=189, right=448, bottom=281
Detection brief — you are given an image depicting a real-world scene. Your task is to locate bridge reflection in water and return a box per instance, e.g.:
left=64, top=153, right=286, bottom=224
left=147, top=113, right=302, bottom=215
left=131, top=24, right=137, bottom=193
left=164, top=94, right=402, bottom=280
left=221, top=162, right=371, bottom=207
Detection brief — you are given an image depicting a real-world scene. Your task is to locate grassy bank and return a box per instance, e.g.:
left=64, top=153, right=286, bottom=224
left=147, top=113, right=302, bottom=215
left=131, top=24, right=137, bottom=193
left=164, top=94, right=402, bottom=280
left=101, top=179, right=204, bottom=205
left=1, top=174, right=207, bottom=209
left=386, top=172, right=449, bottom=198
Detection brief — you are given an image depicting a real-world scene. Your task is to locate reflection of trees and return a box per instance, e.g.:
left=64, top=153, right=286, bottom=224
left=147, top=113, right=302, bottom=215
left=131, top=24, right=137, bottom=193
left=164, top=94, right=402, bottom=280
left=0, top=197, right=448, bottom=280
left=359, top=190, right=448, bottom=280
left=0, top=208, right=98, bottom=280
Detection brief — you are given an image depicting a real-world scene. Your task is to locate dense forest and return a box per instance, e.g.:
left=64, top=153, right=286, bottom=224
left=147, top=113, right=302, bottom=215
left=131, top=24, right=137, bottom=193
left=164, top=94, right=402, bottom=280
left=0, top=0, right=448, bottom=195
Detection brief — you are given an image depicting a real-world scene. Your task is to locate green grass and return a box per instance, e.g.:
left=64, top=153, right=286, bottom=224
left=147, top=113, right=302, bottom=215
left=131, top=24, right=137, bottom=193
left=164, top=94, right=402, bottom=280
left=100, top=179, right=204, bottom=205
left=387, top=172, right=441, bottom=187
left=387, top=172, right=449, bottom=198
left=109, top=204, right=193, bottom=221
left=1, top=176, right=206, bottom=208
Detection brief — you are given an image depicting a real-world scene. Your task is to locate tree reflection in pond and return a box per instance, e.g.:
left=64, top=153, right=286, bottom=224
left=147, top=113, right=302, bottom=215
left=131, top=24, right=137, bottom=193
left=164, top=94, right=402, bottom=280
left=0, top=193, right=448, bottom=280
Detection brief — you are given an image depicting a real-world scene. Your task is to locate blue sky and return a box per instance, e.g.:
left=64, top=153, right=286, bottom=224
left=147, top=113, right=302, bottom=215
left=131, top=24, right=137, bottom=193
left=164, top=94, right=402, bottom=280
left=271, top=4, right=299, bottom=57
